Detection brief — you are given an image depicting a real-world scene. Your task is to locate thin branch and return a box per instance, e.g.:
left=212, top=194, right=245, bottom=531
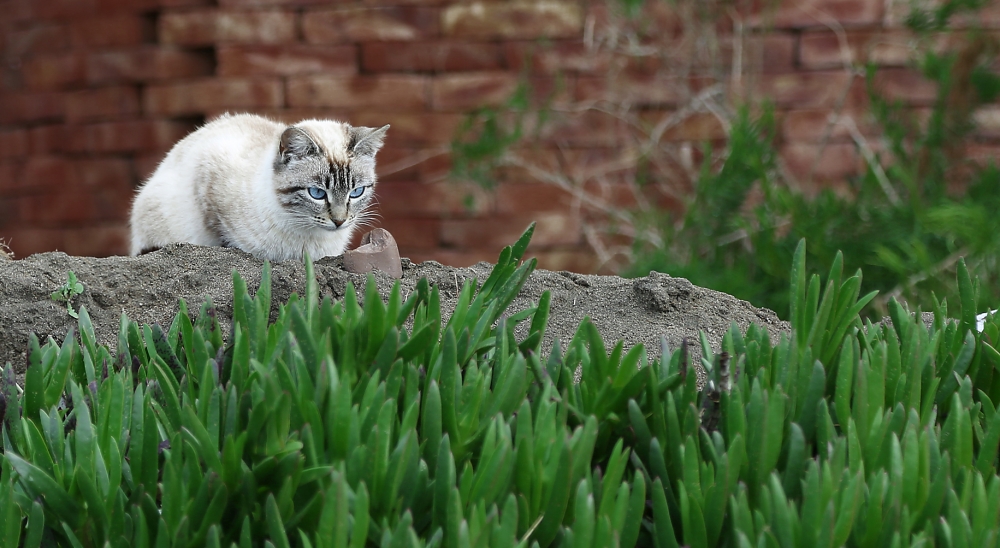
left=842, top=114, right=902, bottom=205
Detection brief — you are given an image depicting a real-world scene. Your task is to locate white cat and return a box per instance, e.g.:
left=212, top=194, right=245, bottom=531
left=129, top=113, right=388, bottom=261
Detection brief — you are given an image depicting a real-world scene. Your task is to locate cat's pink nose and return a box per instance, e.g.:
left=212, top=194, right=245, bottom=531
left=332, top=219, right=345, bottom=228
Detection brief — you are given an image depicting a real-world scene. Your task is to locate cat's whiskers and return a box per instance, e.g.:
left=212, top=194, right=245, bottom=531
left=351, top=205, right=381, bottom=232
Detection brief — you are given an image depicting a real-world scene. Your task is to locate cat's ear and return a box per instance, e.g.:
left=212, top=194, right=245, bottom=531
left=349, top=125, right=389, bottom=157
left=279, top=127, right=319, bottom=163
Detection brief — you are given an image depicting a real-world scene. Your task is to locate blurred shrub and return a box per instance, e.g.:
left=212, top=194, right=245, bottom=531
left=451, top=0, right=1000, bottom=319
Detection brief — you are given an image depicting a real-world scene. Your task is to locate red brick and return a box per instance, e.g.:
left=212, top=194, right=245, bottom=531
left=0, top=195, right=21, bottom=228
left=0, top=161, right=24, bottom=192
left=69, top=14, right=155, bottom=48
left=504, top=41, right=611, bottom=74
left=202, top=108, right=353, bottom=125
left=752, top=71, right=859, bottom=108
left=744, top=0, right=883, bottom=29
left=870, top=68, right=938, bottom=106
left=974, top=105, right=1000, bottom=139
left=65, top=225, right=129, bottom=257
left=0, top=91, right=65, bottom=124
left=87, top=48, right=214, bottom=83
left=2, top=228, right=68, bottom=257
left=26, top=125, right=75, bottom=154
left=0, top=130, right=29, bottom=159
left=442, top=213, right=581, bottom=248
left=70, top=120, right=195, bottom=153
left=431, top=72, right=519, bottom=111
left=531, top=110, right=629, bottom=147
left=65, top=85, right=140, bottom=123
left=584, top=1, right=682, bottom=40
left=533, top=249, right=598, bottom=273
left=626, top=1, right=686, bottom=37
left=75, top=158, right=135, bottom=188
left=33, top=0, right=103, bottom=20
left=376, top=180, right=493, bottom=217
left=660, top=112, right=728, bottom=142
left=160, top=10, right=296, bottom=45
left=576, top=73, right=698, bottom=107
left=303, top=6, right=440, bottom=43
left=966, top=144, right=1000, bottom=167
left=749, top=34, right=798, bottom=74
left=375, top=217, right=440, bottom=249
left=564, top=149, right=641, bottom=185
left=580, top=178, right=650, bottom=210
left=20, top=188, right=132, bottom=225
left=143, top=79, right=284, bottom=116
left=4, top=24, right=70, bottom=56
left=18, top=156, right=131, bottom=190
left=417, top=149, right=452, bottom=181
left=0, top=0, right=34, bottom=23
left=33, top=0, right=206, bottom=19
left=21, top=52, right=86, bottom=90
left=800, top=30, right=913, bottom=69
left=619, top=27, right=783, bottom=74
left=404, top=249, right=499, bottom=267
left=14, top=157, right=134, bottom=225
left=218, top=45, right=357, bottom=77
left=383, top=146, right=456, bottom=181
left=134, top=152, right=167, bottom=181
left=29, top=120, right=195, bottom=154
left=530, top=77, right=574, bottom=106
left=287, top=75, right=429, bottom=110
left=352, top=112, right=463, bottom=145
left=442, top=1, right=583, bottom=40
left=159, top=0, right=218, bottom=7
left=490, top=146, right=644, bottom=188
left=781, top=142, right=861, bottom=181
left=218, top=0, right=328, bottom=5
left=780, top=108, right=881, bottom=142
left=362, top=41, right=501, bottom=72
left=494, top=181, right=575, bottom=213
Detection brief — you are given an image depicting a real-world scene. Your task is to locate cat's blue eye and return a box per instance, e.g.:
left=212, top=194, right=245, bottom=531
left=307, top=187, right=327, bottom=200
left=349, top=186, right=366, bottom=199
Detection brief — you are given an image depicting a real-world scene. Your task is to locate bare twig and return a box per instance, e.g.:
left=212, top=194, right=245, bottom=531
left=378, top=147, right=450, bottom=178
left=842, top=115, right=902, bottom=205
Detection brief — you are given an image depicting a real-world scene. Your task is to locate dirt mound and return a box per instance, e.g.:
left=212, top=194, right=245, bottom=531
left=0, top=244, right=789, bottom=384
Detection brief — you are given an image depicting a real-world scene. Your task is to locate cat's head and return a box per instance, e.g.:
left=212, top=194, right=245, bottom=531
left=272, top=120, right=389, bottom=234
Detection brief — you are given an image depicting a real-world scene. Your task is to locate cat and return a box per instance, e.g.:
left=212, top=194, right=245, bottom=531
left=129, top=113, right=389, bottom=262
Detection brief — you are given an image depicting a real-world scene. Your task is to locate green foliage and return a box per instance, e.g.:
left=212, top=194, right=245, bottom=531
left=7, top=227, right=1000, bottom=546
left=626, top=0, right=1000, bottom=319
left=50, top=271, right=85, bottom=319
left=450, top=83, right=532, bottom=191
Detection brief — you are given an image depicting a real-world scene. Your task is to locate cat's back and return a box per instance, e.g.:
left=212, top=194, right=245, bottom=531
left=174, top=113, right=282, bottom=165
left=130, top=113, right=284, bottom=255
left=140, top=113, right=285, bottom=200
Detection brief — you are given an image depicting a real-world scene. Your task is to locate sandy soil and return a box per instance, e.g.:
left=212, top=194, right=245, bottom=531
left=0, top=244, right=789, bottom=384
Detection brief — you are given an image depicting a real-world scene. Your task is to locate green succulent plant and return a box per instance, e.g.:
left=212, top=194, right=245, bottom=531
left=5, top=225, right=1000, bottom=547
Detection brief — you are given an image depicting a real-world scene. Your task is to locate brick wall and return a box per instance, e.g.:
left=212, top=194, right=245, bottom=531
left=1, top=0, right=998, bottom=271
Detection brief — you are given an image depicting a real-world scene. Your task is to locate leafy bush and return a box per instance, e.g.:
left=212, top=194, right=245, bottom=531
left=627, top=53, right=1000, bottom=318
left=449, top=0, right=1000, bottom=320
left=4, top=227, right=1000, bottom=547
left=649, top=5, right=1000, bottom=317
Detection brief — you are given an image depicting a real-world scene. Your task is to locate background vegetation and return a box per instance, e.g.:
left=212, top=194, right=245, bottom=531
left=451, top=0, right=1000, bottom=319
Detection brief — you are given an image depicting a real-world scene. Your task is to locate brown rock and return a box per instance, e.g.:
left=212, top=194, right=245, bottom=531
left=342, top=228, right=403, bottom=279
